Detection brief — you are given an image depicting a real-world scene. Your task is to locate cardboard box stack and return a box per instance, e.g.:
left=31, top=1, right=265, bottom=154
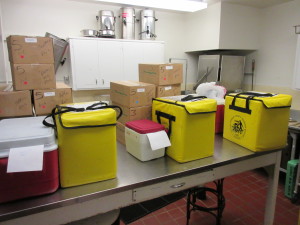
left=3, top=35, right=73, bottom=117
left=7, top=35, right=56, bottom=91
left=138, top=63, right=183, bottom=97
left=110, top=81, right=155, bottom=145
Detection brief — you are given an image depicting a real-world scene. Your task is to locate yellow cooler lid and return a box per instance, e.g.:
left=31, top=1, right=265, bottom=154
left=57, top=102, right=117, bottom=128
left=227, top=92, right=292, bottom=108
left=155, top=95, right=217, bottom=114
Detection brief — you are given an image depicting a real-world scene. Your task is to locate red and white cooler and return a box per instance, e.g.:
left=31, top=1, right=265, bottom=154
left=125, top=119, right=170, bottom=161
left=0, top=116, right=59, bottom=203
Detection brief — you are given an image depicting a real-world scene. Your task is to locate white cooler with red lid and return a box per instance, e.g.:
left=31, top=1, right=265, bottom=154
left=125, top=119, right=170, bottom=161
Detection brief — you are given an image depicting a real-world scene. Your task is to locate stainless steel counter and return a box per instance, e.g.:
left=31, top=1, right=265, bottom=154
left=0, top=135, right=282, bottom=225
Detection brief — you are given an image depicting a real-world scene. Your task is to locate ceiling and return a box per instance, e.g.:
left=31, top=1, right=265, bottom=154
left=204, top=0, right=293, bottom=8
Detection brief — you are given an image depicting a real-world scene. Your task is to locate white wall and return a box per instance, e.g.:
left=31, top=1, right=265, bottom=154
left=253, top=0, right=300, bottom=87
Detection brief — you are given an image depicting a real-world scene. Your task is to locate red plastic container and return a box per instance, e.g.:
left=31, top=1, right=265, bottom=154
left=0, top=117, right=59, bottom=203
left=126, top=119, right=165, bottom=134
left=215, top=104, right=225, bottom=133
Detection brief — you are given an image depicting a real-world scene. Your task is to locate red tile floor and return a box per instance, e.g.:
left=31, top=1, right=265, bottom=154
left=120, top=169, right=300, bottom=225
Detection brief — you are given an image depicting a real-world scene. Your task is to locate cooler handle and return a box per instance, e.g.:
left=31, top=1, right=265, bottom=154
left=43, top=103, right=123, bottom=128
left=229, top=92, right=273, bottom=114
left=43, top=106, right=83, bottom=128
left=155, top=110, right=176, bottom=137
left=86, top=101, right=108, bottom=108
left=180, top=95, right=206, bottom=102
left=232, top=92, right=274, bottom=98
left=86, top=103, right=123, bottom=120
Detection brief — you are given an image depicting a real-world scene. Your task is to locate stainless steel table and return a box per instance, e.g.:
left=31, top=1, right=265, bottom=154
left=0, top=135, right=282, bottom=225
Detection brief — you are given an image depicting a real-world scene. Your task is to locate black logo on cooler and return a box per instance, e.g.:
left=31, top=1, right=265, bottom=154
left=230, top=115, right=246, bottom=139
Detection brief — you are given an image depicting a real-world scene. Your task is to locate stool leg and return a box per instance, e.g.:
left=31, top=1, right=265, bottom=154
left=196, top=189, right=207, bottom=200
left=186, top=190, right=192, bottom=225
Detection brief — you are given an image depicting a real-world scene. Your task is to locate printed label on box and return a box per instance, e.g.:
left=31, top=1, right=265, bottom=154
left=44, top=92, right=55, bottom=97
left=137, top=88, right=145, bottom=93
left=165, top=86, right=172, bottom=90
left=25, top=37, right=38, bottom=43
left=166, top=66, right=173, bottom=70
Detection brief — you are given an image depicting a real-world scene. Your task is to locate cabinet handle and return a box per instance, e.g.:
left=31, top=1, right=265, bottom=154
left=102, top=79, right=104, bottom=85
left=170, top=182, right=185, bottom=189
left=96, top=79, right=98, bottom=85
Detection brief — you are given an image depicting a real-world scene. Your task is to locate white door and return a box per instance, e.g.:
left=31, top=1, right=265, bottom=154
left=123, top=42, right=144, bottom=81
left=98, top=40, right=123, bottom=88
left=70, top=39, right=99, bottom=90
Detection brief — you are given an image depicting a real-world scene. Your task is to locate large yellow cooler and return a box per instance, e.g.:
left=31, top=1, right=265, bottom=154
left=223, top=92, right=292, bottom=152
left=43, top=102, right=122, bottom=188
left=152, top=95, right=217, bottom=163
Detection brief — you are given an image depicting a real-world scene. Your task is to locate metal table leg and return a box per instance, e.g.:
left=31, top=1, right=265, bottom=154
left=264, top=151, right=281, bottom=225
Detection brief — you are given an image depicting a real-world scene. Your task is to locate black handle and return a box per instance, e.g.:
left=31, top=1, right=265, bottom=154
left=43, top=106, right=83, bottom=128
left=229, top=92, right=273, bottom=114
left=86, top=104, right=123, bottom=120
left=86, top=102, right=108, bottom=109
left=181, top=95, right=206, bottom=102
left=43, top=102, right=123, bottom=129
left=235, top=92, right=273, bottom=97
left=155, top=110, right=175, bottom=137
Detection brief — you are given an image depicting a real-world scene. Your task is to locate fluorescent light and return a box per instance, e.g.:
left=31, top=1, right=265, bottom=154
left=95, top=0, right=207, bottom=12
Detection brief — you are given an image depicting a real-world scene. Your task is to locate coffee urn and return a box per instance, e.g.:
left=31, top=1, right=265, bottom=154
left=139, top=9, right=157, bottom=40
left=120, top=7, right=136, bottom=39
left=97, top=10, right=116, bottom=38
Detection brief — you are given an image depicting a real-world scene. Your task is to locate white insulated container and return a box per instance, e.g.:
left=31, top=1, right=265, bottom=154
left=125, top=119, right=166, bottom=161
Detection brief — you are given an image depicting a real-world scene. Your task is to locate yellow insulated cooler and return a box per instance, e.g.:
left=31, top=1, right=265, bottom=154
left=43, top=102, right=122, bottom=188
left=152, top=95, right=217, bottom=163
left=223, top=92, right=292, bottom=152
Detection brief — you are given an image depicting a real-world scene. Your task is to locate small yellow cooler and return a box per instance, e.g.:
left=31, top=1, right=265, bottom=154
left=152, top=95, right=217, bottom=163
left=43, top=102, right=122, bottom=188
left=223, top=92, right=292, bottom=152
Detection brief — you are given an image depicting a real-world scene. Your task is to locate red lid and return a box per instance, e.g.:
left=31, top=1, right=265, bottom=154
left=125, top=119, right=165, bottom=134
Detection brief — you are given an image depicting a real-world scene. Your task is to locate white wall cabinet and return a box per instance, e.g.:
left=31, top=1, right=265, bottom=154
left=68, top=37, right=165, bottom=90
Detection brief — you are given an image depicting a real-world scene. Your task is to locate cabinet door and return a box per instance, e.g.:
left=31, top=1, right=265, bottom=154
left=98, top=40, right=123, bottom=88
left=123, top=42, right=144, bottom=81
left=123, top=41, right=165, bottom=81
left=142, top=42, right=165, bottom=63
left=69, top=39, right=100, bottom=90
